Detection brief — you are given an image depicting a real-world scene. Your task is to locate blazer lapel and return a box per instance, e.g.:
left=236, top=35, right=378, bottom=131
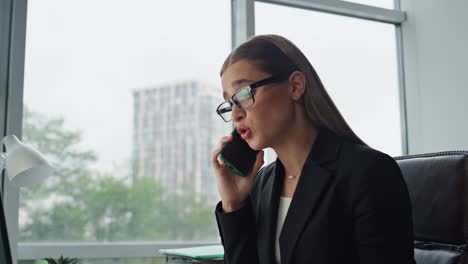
left=256, top=161, right=283, bottom=264
left=279, top=127, right=343, bottom=264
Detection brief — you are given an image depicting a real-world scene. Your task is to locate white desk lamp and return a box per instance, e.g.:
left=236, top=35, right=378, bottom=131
left=0, top=135, right=54, bottom=187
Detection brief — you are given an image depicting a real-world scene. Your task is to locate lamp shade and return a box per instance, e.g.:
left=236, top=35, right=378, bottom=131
left=2, top=135, right=54, bottom=187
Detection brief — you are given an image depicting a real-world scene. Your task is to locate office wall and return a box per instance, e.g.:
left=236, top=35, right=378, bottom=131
left=400, top=0, right=468, bottom=154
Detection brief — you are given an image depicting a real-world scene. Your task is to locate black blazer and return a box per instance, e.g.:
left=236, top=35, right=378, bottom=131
left=215, top=127, right=415, bottom=264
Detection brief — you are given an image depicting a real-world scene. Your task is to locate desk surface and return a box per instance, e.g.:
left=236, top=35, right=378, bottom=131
left=160, top=245, right=224, bottom=264
left=165, top=255, right=223, bottom=263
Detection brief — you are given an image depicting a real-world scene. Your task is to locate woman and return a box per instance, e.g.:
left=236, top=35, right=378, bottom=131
left=211, top=34, right=415, bottom=264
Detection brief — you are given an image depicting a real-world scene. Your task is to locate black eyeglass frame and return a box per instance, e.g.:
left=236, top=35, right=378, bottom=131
left=216, top=71, right=295, bottom=122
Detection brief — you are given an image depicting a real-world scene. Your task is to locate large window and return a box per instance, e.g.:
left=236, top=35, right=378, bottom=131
left=20, top=0, right=230, bottom=246
left=256, top=2, right=402, bottom=156
left=1, top=0, right=406, bottom=262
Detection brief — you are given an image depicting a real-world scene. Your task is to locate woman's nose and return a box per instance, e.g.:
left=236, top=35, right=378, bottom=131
left=231, top=104, right=245, bottom=122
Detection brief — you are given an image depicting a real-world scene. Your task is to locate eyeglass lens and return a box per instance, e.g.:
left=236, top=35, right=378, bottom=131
left=218, top=87, right=254, bottom=121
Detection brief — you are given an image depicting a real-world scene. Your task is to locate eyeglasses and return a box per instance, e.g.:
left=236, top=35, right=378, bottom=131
left=216, top=71, right=294, bottom=122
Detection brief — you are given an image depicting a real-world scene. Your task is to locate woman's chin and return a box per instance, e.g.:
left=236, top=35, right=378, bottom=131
left=246, top=138, right=264, bottom=151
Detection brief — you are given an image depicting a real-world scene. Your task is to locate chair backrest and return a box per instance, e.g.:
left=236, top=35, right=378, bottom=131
left=395, top=151, right=468, bottom=264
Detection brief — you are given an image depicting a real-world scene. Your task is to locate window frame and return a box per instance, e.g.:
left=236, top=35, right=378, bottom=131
left=0, top=0, right=407, bottom=261
left=1, top=0, right=28, bottom=263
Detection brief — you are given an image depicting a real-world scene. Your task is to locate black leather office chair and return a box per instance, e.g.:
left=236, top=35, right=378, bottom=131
left=395, top=151, right=468, bottom=264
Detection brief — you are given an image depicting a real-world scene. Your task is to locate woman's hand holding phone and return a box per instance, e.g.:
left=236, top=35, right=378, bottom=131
left=211, top=135, right=264, bottom=213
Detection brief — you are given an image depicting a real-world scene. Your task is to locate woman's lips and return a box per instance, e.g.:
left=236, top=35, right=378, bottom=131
left=238, top=128, right=251, bottom=140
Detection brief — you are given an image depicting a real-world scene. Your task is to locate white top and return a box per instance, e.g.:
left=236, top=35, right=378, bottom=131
left=275, top=196, right=292, bottom=264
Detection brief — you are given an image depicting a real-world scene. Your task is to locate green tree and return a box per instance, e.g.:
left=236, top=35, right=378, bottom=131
left=19, top=107, right=217, bottom=242
left=20, top=107, right=97, bottom=241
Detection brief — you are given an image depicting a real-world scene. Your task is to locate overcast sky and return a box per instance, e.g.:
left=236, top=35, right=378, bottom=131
left=23, top=0, right=400, bottom=174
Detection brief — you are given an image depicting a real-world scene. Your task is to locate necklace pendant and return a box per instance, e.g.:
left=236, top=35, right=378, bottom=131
left=288, top=175, right=295, bottom=179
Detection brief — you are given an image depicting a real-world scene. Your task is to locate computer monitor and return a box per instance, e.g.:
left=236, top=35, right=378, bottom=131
left=0, top=195, right=13, bottom=264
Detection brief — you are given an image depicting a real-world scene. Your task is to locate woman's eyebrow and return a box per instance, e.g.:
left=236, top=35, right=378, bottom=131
left=232, top=78, right=253, bottom=87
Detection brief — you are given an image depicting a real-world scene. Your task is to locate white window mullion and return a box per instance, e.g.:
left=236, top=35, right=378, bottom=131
left=2, top=1, right=28, bottom=264
left=232, top=0, right=255, bottom=48
left=256, top=0, right=405, bottom=24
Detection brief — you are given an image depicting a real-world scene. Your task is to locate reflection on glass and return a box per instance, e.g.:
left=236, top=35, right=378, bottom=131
left=256, top=2, right=401, bottom=157
left=20, top=0, right=230, bottom=243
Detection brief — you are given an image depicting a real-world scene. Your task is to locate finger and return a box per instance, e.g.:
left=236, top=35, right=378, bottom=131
left=217, top=155, right=225, bottom=165
left=211, top=148, right=223, bottom=169
left=218, top=135, right=233, bottom=149
left=213, top=135, right=233, bottom=166
left=212, top=142, right=231, bottom=169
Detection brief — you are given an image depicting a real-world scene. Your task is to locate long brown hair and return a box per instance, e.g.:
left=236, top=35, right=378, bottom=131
left=220, top=34, right=367, bottom=146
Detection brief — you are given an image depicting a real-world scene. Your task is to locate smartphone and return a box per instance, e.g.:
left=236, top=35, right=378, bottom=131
left=219, top=128, right=259, bottom=177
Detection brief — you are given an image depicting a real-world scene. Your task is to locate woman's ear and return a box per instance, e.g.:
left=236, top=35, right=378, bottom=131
left=288, top=71, right=306, bottom=101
